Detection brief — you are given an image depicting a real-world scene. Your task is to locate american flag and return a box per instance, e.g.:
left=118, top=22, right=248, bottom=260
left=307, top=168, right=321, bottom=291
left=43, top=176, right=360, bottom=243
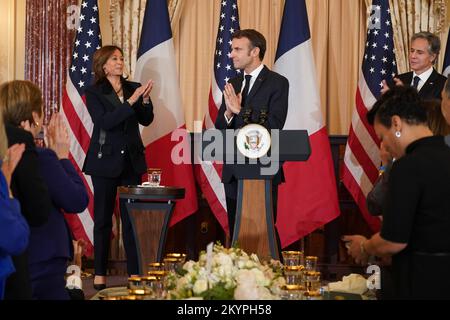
left=194, top=0, right=241, bottom=232
left=443, top=27, right=450, bottom=78
left=342, top=0, right=397, bottom=231
left=61, top=0, right=102, bottom=256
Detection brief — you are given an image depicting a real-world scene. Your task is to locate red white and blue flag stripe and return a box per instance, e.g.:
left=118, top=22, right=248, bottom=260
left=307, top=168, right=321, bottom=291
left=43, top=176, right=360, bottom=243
left=61, top=0, right=102, bottom=256
left=195, top=0, right=241, bottom=232
left=134, top=0, right=198, bottom=226
left=273, top=0, right=340, bottom=247
left=342, top=0, right=397, bottom=231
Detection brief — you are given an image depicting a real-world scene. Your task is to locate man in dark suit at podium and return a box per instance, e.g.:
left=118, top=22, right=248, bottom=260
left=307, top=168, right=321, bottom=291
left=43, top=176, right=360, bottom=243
left=382, top=32, right=447, bottom=100
left=215, top=29, right=289, bottom=239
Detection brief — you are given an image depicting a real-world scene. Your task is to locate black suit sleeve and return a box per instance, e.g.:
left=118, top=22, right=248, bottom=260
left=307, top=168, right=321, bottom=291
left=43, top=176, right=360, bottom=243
left=215, top=96, right=234, bottom=129
left=132, top=100, right=154, bottom=126
left=85, top=87, right=135, bottom=130
left=8, top=128, right=51, bottom=227
left=264, top=77, right=289, bottom=130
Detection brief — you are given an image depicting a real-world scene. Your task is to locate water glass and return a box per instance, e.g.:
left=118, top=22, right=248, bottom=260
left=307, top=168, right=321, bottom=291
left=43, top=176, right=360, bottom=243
left=148, top=262, right=165, bottom=273
left=305, top=256, right=318, bottom=271
left=282, top=251, right=304, bottom=266
left=127, top=276, right=150, bottom=296
left=165, top=253, right=187, bottom=264
left=284, top=265, right=304, bottom=285
left=304, top=271, right=321, bottom=291
left=147, top=168, right=162, bottom=187
left=143, top=275, right=166, bottom=299
left=280, top=285, right=305, bottom=300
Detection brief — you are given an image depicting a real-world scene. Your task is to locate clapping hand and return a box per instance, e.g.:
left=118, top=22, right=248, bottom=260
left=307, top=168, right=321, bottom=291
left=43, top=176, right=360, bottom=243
left=223, top=83, right=242, bottom=118
left=381, top=77, right=404, bottom=95
left=45, top=112, right=70, bottom=159
left=129, top=80, right=154, bottom=105
left=1, top=143, right=25, bottom=188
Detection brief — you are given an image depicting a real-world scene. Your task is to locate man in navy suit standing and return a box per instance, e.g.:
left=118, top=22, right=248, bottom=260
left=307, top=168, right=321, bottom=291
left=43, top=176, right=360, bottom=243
left=382, top=32, right=447, bottom=100
left=215, top=29, right=289, bottom=239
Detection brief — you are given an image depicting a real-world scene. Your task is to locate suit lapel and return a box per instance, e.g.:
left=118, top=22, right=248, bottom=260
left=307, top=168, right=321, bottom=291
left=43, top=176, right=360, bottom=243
left=419, top=69, right=438, bottom=98
left=246, top=66, right=268, bottom=104
left=101, top=80, right=124, bottom=110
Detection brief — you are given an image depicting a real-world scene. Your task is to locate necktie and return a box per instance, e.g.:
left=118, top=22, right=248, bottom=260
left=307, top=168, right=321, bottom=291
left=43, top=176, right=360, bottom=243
left=412, top=76, right=420, bottom=90
left=241, top=75, right=252, bottom=107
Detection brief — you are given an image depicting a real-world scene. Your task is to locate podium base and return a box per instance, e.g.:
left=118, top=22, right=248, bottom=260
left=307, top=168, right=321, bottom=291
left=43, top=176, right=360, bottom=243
left=232, top=180, right=280, bottom=261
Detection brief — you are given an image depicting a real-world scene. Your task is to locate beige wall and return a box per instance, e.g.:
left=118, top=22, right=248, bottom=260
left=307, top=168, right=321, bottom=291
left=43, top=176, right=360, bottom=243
left=0, top=0, right=112, bottom=83
left=0, top=0, right=25, bottom=82
left=98, top=0, right=113, bottom=46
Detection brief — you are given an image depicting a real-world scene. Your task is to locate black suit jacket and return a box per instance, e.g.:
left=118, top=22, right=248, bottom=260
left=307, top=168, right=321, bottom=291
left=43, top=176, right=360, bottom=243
left=6, top=125, right=51, bottom=226
left=215, top=66, right=289, bottom=191
left=396, top=69, right=447, bottom=100
left=4, top=124, right=51, bottom=300
left=82, top=79, right=154, bottom=178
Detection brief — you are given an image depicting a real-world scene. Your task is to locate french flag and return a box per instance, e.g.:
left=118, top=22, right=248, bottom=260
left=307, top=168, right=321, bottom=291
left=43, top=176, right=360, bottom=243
left=273, top=0, right=340, bottom=247
left=134, top=0, right=198, bottom=226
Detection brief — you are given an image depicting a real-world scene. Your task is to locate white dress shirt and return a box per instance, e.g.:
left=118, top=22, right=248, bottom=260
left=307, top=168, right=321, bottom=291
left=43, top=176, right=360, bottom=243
left=412, top=67, right=433, bottom=92
left=224, top=64, right=264, bottom=124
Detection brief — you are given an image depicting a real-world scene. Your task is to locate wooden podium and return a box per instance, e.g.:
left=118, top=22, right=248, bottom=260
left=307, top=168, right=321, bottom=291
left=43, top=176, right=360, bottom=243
left=117, top=186, right=185, bottom=275
left=202, top=129, right=311, bottom=261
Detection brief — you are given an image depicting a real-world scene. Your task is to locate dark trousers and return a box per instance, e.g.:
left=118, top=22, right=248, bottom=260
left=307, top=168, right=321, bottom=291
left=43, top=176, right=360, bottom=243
left=92, top=164, right=141, bottom=276
left=224, top=180, right=282, bottom=255
left=29, top=258, right=70, bottom=300
left=4, top=251, right=32, bottom=300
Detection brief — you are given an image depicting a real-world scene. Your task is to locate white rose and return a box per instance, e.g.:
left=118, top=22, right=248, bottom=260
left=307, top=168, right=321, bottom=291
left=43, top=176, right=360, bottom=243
left=215, top=252, right=233, bottom=268
left=182, top=261, right=196, bottom=273
left=234, top=282, right=259, bottom=300
left=193, top=279, right=208, bottom=295
left=251, top=268, right=270, bottom=287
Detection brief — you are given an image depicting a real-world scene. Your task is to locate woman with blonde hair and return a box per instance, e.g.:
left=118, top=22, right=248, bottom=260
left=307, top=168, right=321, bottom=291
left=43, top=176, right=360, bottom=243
left=0, top=111, right=29, bottom=300
left=1, top=80, right=88, bottom=300
left=0, top=80, right=51, bottom=299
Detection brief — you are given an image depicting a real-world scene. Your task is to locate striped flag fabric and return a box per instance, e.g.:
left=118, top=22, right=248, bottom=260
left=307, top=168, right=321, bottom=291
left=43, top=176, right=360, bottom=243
left=273, top=0, right=340, bottom=247
left=443, top=27, right=450, bottom=78
left=134, top=0, right=198, bottom=226
left=61, top=0, right=102, bottom=256
left=194, top=0, right=241, bottom=233
left=342, top=0, right=397, bottom=231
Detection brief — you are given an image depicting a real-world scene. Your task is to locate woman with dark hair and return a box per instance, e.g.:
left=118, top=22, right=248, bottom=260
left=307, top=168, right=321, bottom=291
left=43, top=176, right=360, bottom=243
left=345, top=86, right=450, bottom=299
left=82, top=45, right=154, bottom=289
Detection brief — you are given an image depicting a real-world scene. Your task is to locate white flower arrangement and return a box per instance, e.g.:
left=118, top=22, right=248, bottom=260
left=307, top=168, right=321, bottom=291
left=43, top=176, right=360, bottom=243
left=166, top=243, right=285, bottom=300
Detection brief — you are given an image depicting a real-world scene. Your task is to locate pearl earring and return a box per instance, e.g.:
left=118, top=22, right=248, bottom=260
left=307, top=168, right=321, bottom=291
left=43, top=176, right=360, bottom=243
left=395, top=131, right=401, bottom=138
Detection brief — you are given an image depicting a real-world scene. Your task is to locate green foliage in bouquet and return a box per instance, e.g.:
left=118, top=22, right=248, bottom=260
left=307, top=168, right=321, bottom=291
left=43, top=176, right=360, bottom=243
left=166, top=243, right=285, bottom=300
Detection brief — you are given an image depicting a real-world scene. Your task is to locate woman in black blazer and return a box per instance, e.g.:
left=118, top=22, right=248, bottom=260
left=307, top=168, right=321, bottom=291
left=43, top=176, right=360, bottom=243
left=82, top=45, right=154, bottom=289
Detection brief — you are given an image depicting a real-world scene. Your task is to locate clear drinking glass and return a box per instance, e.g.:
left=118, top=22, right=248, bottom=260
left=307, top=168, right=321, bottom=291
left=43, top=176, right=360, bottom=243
left=305, top=256, right=318, bottom=271
left=147, top=168, right=162, bottom=187
left=284, top=265, right=304, bottom=285
left=280, top=285, right=305, bottom=300
left=282, top=251, right=304, bottom=266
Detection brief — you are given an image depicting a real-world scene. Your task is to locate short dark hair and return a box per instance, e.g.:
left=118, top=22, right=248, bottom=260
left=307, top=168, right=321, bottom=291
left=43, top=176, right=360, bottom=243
left=367, top=86, right=427, bottom=128
left=411, top=32, right=441, bottom=64
left=232, top=29, right=266, bottom=60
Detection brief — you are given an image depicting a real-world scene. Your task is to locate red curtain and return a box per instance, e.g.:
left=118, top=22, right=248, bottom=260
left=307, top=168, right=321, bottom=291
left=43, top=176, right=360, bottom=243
left=25, top=0, right=77, bottom=123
